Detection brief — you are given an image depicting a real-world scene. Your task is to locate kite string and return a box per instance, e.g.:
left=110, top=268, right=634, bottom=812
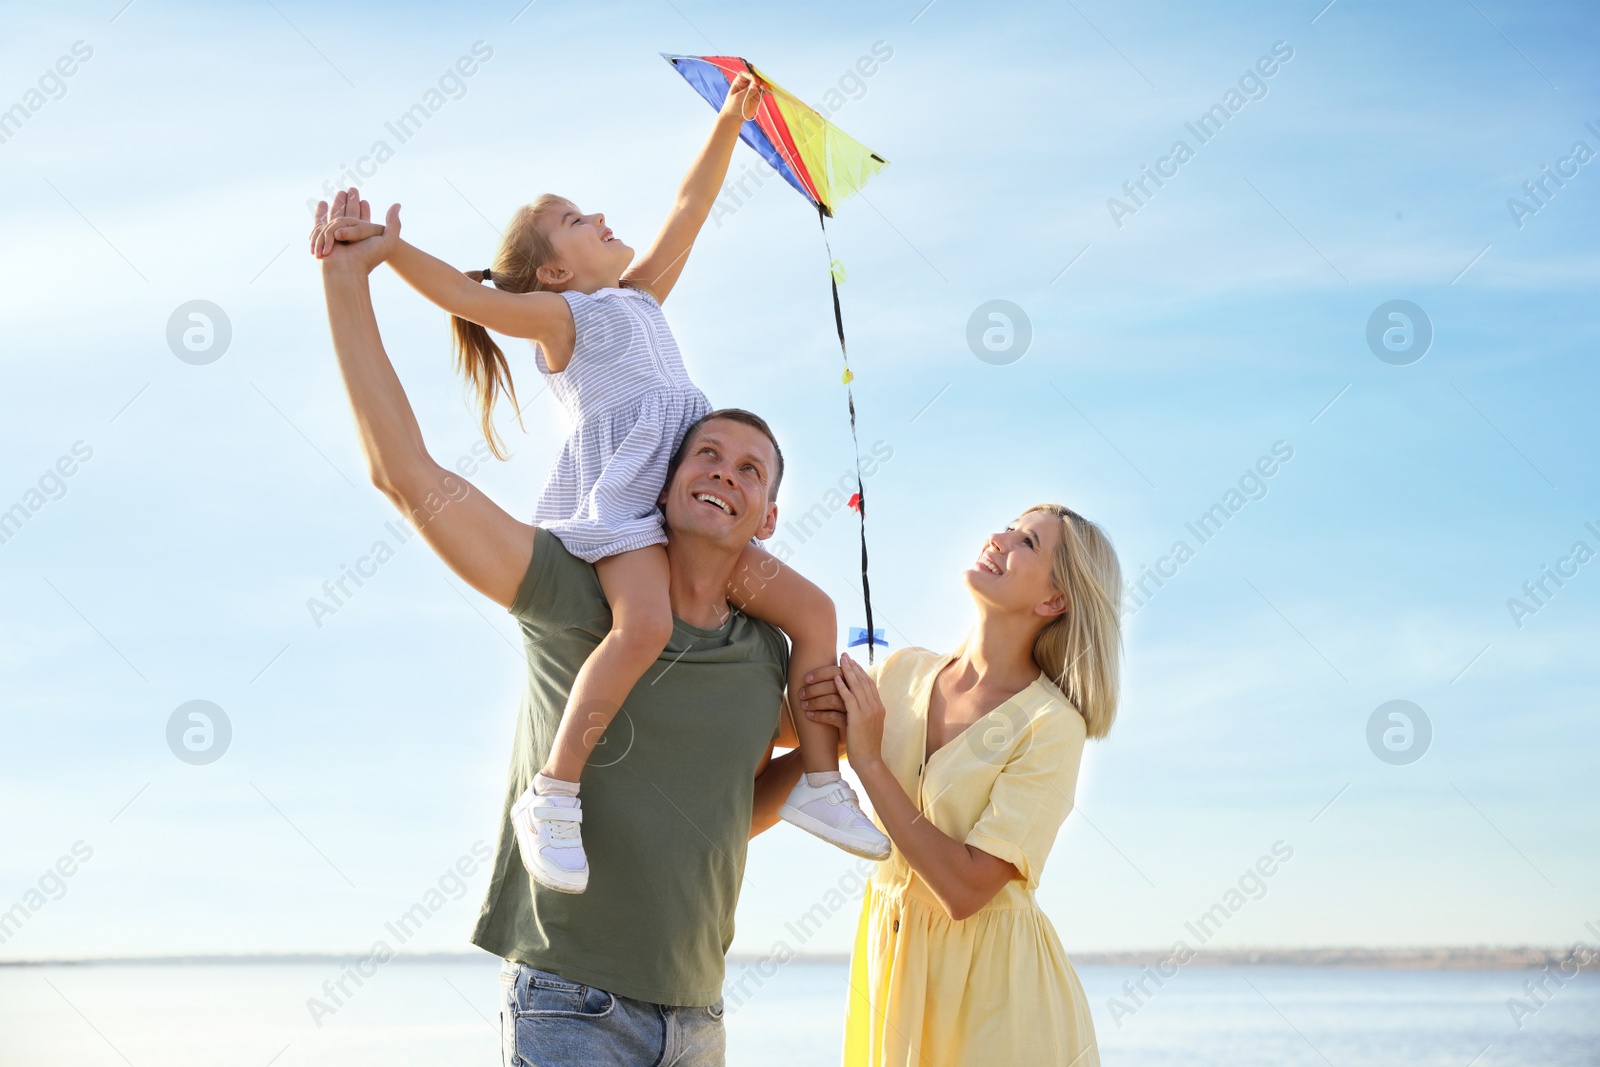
left=817, top=204, right=875, bottom=665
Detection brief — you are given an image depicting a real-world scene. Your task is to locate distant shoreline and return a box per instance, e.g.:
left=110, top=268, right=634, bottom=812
left=1, top=947, right=1591, bottom=971
left=1069, top=947, right=1593, bottom=971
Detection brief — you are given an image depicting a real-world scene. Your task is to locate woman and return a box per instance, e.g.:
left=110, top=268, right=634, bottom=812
left=801, top=503, right=1123, bottom=1067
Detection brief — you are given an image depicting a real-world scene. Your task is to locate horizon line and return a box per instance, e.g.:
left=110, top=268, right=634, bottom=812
left=2, top=945, right=1590, bottom=971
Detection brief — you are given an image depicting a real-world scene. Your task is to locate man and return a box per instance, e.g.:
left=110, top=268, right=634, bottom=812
left=313, top=190, right=812, bottom=1066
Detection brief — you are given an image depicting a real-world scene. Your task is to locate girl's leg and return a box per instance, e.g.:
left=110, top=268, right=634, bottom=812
left=513, top=544, right=674, bottom=894
left=728, top=542, right=839, bottom=773
left=729, top=542, right=889, bottom=860
left=544, top=544, right=674, bottom=782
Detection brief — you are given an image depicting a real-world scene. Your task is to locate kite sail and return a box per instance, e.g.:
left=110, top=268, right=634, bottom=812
left=661, top=54, right=888, bottom=216
left=664, top=53, right=890, bottom=659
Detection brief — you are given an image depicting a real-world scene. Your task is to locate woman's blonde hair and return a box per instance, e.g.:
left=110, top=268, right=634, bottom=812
left=452, top=193, right=570, bottom=459
left=1025, top=503, right=1123, bottom=739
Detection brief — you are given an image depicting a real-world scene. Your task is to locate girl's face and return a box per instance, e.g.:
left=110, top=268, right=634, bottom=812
left=540, top=200, right=634, bottom=285
left=965, top=511, right=1067, bottom=620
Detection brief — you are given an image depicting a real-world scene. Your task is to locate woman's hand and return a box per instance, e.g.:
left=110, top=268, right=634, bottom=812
left=805, top=653, right=886, bottom=768
left=720, top=71, right=766, bottom=122
left=312, top=187, right=400, bottom=273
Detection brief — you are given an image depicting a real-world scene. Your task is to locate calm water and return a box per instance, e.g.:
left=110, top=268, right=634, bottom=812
left=1, top=958, right=1595, bottom=1065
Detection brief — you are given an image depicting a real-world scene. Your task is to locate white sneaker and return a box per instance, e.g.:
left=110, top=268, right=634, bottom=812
left=779, top=777, right=891, bottom=860
left=510, top=786, right=588, bottom=894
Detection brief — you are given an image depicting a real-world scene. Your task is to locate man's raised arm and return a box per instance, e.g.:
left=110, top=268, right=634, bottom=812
left=317, top=191, right=534, bottom=610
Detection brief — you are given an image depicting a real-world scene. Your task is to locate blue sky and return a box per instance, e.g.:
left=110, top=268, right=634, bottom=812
left=1, top=0, right=1597, bottom=967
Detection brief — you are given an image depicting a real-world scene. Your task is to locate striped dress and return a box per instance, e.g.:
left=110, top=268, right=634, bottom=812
left=529, top=285, right=712, bottom=563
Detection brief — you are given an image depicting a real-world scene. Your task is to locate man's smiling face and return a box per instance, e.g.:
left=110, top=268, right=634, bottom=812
left=661, top=417, right=780, bottom=548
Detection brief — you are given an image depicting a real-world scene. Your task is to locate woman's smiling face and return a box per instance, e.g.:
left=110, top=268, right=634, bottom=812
left=965, top=510, right=1067, bottom=618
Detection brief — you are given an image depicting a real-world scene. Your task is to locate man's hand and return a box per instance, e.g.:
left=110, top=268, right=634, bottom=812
left=312, top=187, right=399, bottom=273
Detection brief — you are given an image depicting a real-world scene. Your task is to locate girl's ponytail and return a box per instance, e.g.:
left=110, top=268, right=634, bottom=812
left=452, top=194, right=568, bottom=460
left=451, top=285, right=520, bottom=460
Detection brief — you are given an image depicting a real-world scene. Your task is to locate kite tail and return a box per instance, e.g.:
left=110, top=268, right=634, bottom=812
left=818, top=204, right=876, bottom=664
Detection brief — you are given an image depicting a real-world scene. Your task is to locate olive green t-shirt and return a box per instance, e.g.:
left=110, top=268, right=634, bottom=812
left=470, top=529, right=788, bottom=1007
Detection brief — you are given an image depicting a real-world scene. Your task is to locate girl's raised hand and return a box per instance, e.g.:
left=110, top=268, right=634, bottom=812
left=313, top=188, right=400, bottom=259
left=720, top=71, right=766, bottom=122
left=312, top=188, right=400, bottom=274
left=316, top=217, right=387, bottom=257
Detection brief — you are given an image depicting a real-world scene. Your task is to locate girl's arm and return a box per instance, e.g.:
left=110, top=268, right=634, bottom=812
left=807, top=657, right=1021, bottom=921
left=623, top=72, right=764, bottom=303
left=317, top=204, right=574, bottom=347
left=728, top=542, right=838, bottom=733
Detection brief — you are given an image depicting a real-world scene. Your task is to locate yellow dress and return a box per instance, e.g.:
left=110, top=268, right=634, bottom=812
left=843, top=648, right=1099, bottom=1067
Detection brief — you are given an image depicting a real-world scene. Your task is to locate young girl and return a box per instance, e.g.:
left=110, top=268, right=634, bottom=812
left=314, top=73, right=889, bottom=893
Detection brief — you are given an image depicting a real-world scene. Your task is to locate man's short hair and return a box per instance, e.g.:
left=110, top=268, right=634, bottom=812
left=666, top=408, right=785, bottom=503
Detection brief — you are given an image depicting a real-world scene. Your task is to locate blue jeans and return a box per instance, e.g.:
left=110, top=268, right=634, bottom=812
left=498, top=960, right=726, bottom=1067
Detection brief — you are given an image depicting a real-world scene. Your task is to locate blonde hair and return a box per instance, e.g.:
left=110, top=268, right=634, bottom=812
left=1025, top=503, right=1123, bottom=739
left=452, top=193, right=569, bottom=459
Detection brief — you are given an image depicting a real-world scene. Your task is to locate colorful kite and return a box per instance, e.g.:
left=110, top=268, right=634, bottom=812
left=661, top=54, right=888, bottom=216
left=664, top=53, right=890, bottom=658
